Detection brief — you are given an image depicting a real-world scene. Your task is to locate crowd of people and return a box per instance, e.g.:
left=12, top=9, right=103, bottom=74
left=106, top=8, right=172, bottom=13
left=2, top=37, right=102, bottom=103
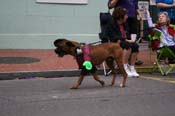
left=101, top=0, right=175, bottom=77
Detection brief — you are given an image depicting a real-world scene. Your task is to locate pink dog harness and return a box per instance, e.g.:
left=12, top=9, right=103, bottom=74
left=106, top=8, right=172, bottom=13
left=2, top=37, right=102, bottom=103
left=76, top=45, right=92, bottom=69
left=83, top=45, right=91, bottom=61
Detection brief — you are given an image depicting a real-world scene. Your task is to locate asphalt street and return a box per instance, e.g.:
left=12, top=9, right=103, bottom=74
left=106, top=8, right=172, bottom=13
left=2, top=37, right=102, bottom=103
left=0, top=74, right=175, bottom=116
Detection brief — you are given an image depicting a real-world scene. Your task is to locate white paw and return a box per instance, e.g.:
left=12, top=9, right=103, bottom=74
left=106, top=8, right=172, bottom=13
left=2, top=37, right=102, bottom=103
left=120, top=83, right=125, bottom=88
left=120, top=83, right=123, bottom=88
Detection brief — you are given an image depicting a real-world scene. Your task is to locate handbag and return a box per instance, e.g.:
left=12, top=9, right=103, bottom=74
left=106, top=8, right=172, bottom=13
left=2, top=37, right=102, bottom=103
left=99, top=0, right=112, bottom=43
left=100, top=0, right=112, bottom=25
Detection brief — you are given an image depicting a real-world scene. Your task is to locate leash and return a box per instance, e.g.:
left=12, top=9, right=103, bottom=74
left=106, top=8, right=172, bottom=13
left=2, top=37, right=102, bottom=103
left=89, top=41, right=102, bottom=45
left=80, top=41, right=102, bottom=46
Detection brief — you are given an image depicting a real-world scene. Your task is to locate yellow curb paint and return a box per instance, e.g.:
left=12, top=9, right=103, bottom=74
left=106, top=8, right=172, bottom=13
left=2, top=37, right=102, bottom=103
left=140, top=76, right=175, bottom=84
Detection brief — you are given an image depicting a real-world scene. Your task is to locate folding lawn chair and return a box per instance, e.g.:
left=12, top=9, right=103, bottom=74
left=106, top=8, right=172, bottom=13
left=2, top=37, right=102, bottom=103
left=149, top=27, right=175, bottom=76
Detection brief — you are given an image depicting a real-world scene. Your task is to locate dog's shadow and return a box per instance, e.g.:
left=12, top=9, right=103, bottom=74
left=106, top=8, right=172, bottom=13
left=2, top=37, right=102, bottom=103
left=70, top=76, right=126, bottom=90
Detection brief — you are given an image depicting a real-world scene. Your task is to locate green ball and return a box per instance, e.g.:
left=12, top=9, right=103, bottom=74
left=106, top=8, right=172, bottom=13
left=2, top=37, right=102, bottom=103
left=83, top=61, right=93, bottom=70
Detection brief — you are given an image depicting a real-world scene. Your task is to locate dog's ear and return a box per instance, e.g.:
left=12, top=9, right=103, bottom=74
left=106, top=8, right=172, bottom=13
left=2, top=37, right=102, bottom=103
left=54, top=39, right=66, bottom=46
left=66, top=42, right=75, bottom=47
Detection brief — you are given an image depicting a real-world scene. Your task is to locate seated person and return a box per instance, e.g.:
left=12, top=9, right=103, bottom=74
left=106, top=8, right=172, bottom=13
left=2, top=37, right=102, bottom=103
left=146, top=10, right=175, bottom=63
left=105, top=6, right=140, bottom=77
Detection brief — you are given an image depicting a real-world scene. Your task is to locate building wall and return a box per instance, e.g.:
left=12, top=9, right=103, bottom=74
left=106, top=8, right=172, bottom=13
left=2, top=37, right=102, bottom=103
left=0, top=0, right=108, bottom=49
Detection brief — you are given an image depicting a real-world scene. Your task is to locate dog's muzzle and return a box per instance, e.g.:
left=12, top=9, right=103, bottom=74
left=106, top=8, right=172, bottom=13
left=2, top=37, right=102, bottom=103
left=54, top=48, right=67, bottom=57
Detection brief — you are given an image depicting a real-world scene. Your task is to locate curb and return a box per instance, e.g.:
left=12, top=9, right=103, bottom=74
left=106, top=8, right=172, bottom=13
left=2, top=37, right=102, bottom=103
left=0, top=67, right=154, bottom=80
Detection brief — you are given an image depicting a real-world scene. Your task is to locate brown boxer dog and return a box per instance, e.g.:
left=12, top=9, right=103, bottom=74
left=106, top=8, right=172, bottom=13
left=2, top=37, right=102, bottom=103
left=54, top=39, right=127, bottom=89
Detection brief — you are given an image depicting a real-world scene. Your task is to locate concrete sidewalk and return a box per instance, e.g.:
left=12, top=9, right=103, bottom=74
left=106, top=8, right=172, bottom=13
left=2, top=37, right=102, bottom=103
left=0, top=41, right=156, bottom=80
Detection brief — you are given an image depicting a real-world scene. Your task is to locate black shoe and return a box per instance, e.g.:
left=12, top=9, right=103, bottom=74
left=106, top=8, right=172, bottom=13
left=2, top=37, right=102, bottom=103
left=135, top=60, right=143, bottom=65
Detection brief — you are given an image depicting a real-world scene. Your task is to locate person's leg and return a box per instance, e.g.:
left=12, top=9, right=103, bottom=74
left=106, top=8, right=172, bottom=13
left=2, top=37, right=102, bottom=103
left=123, top=49, right=131, bottom=64
left=130, top=52, right=138, bottom=66
left=123, top=49, right=133, bottom=77
left=129, top=43, right=140, bottom=77
left=127, top=17, right=143, bottom=65
left=127, top=17, right=138, bottom=34
left=129, top=52, right=139, bottom=77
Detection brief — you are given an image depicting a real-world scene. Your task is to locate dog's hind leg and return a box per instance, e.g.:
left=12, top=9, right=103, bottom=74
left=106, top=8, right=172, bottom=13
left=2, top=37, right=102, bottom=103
left=70, top=75, right=84, bottom=89
left=105, top=58, right=117, bottom=86
left=115, top=57, right=127, bottom=87
left=111, top=73, right=117, bottom=86
left=92, top=73, right=105, bottom=87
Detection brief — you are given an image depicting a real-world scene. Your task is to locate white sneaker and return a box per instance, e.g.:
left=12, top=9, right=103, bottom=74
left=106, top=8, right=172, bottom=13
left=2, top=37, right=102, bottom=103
left=130, top=66, right=139, bottom=77
left=124, top=64, right=133, bottom=77
left=132, top=70, right=139, bottom=77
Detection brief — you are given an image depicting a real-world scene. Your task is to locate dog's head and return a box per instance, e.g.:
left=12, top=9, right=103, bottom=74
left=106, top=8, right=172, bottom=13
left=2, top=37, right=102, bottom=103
left=54, top=39, right=80, bottom=57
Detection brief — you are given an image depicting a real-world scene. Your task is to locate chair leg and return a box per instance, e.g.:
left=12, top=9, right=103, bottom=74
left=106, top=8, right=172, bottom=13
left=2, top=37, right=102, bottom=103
left=156, top=60, right=165, bottom=76
left=150, top=62, right=157, bottom=74
left=102, top=62, right=107, bottom=76
left=165, top=64, right=175, bottom=75
left=102, top=61, right=119, bottom=76
left=102, top=62, right=112, bottom=76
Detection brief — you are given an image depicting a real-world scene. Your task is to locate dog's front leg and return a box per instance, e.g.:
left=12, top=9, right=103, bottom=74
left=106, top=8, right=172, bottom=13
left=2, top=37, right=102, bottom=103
left=70, top=75, right=84, bottom=89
